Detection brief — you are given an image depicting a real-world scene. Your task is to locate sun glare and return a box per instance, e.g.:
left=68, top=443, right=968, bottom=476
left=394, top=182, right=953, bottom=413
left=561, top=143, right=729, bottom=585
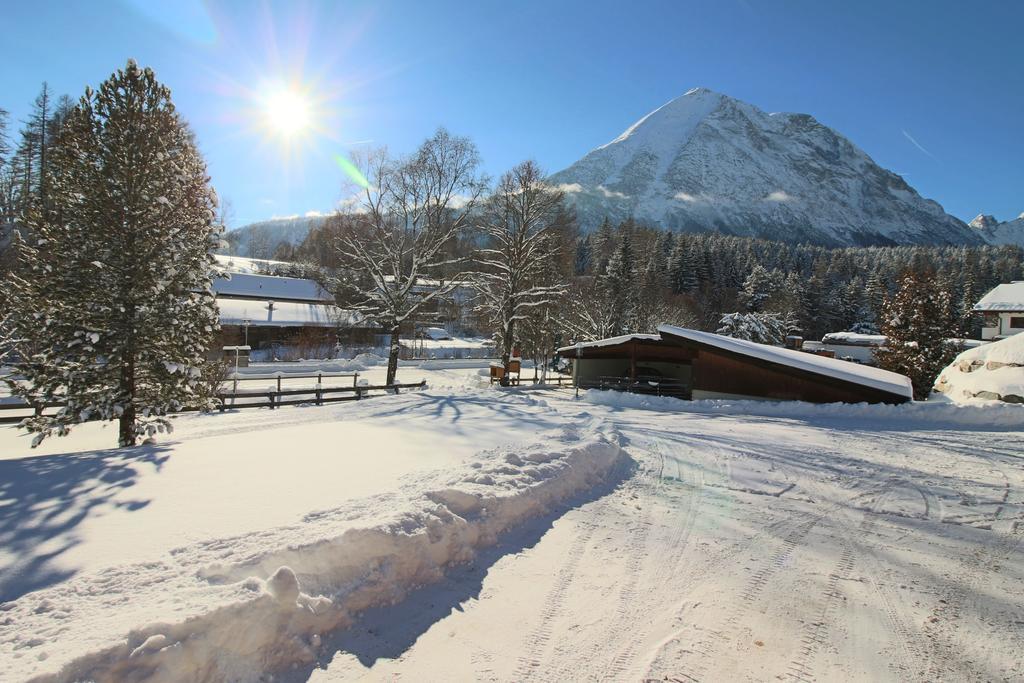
left=262, top=87, right=312, bottom=138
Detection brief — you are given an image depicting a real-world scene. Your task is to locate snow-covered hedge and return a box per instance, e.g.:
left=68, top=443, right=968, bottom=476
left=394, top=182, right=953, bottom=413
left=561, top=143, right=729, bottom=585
left=934, top=333, right=1024, bottom=404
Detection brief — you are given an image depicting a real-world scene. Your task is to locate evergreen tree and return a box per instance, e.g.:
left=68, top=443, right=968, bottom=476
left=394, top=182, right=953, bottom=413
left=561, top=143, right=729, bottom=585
left=739, top=264, right=779, bottom=312
left=601, top=229, right=637, bottom=334
left=590, top=217, right=615, bottom=274
left=573, top=236, right=590, bottom=276
left=875, top=270, right=960, bottom=400
left=6, top=60, right=223, bottom=447
left=716, top=312, right=786, bottom=345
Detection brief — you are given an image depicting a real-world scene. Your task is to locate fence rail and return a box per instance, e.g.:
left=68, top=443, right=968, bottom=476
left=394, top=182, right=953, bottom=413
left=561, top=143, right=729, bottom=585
left=0, top=380, right=427, bottom=424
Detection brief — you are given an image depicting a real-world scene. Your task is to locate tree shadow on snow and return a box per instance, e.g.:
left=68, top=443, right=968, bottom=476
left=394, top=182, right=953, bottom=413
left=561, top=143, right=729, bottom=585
left=0, top=444, right=170, bottom=602
left=279, top=453, right=636, bottom=681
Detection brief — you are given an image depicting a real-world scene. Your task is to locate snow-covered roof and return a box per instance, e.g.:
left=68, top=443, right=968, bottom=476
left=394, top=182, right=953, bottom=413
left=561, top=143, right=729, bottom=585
left=820, top=332, right=887, bottom=347
left=401, top=337, right=494, bottom=350
left=657, top=325, right=913, bottom=399
left=557, top=334, right=662, bottom=355
left=213, top=272, right=331, bottom=303
left=217, top=298, right=364, bottom=328
left=974, top=282, right=1024, bottom=312
left=214, top=254, right=292, bottom=275
left=424, top=327, right=452, bottom=340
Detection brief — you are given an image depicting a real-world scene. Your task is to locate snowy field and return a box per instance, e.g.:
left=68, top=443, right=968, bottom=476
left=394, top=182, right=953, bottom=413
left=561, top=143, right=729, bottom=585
left=1, top=363, right=1022, bottom=682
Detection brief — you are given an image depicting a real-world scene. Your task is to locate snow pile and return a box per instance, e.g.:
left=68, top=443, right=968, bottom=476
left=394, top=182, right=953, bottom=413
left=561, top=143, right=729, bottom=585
left=820, top=332, right=887, bottom=346
left=934, top=333, right=1024, bottom=403
left=5, top=420, right=624, bottom=682
left=239, top=353, right=385, bottom=375
left=582, top=389, right=1024, bottom=427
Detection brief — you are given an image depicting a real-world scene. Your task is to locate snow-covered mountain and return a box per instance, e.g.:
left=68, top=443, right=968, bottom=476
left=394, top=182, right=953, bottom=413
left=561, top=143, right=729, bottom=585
left=222, top=214, right=329, bottom=256
left=970, top=212, right=1024, bottom=246
left=548, top=88, right=982, bottom=246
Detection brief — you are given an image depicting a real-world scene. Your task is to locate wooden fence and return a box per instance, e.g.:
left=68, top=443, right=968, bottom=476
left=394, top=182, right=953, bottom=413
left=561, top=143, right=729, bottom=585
left=0, top=377, right=427, bottom=425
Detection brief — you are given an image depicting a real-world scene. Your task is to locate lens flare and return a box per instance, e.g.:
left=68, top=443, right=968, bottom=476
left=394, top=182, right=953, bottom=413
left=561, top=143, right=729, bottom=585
left=334, top=154, right=370, bottom=188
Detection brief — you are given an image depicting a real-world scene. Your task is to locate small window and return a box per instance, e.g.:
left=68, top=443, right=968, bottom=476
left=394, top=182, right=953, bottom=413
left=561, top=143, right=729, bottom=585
left=1010, top=316, right=1024, bottom=329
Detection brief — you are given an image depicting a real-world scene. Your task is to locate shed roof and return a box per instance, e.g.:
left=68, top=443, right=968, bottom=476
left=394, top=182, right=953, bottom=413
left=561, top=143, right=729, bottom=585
left=974, top=282, right=1024, bottom=312
left=556, top=334, right=662, bottom=355
left=213, top=273, right=331, bottom=303
left=657, top=325, right=913, bottom=400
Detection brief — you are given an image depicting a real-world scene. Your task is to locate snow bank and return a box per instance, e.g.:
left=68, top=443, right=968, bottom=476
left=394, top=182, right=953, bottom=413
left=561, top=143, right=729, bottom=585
left=11, top=421, right=624, bottom=683
left=935, top=333, right=1024, bottom=404
left=582, top=389, right=1024, bottom=428
left=241, top=353, right=385, bottom=376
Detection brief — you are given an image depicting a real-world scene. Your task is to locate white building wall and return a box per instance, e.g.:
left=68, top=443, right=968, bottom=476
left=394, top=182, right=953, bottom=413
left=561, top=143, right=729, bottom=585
left=981, top=312, right=1024, bottom=340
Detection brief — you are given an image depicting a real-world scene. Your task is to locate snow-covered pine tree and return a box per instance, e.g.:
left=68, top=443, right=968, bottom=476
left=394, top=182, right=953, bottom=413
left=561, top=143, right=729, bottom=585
left=472, top=160, right=567, bottom=385
left=5, top=60, right=223, bottom=447
left=739, top=264, right=779, bottom=313
left=875, top=270, right=960, bottom=400
left=715, top=312, right=786, bottom=345
left=590, top=218, right=615, bottom=274
left=600, top=229, right=638, bottom=335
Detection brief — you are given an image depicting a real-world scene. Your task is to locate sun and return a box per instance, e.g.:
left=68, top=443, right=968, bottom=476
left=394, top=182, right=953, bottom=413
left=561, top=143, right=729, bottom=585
left=261, top=86, right=313, bottom=138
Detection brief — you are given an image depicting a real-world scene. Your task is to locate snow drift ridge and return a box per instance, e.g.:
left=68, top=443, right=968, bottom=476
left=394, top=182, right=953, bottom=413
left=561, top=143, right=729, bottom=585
left=21, top=421, right=626, bottom=683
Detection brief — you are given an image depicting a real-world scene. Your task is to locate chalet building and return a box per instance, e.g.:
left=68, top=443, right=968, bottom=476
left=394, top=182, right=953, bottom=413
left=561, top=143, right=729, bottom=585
left=558, top=325, right=913, bottom=405
left=974, top=282, right=1024, bottom=340
left=213, top=273, right=374, bottom=357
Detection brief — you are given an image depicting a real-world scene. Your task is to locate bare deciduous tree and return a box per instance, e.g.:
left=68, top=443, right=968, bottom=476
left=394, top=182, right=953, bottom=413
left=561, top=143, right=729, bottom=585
left=472, top=161, right=567, bottom=385
left=335, top=128, right=486, bottom=385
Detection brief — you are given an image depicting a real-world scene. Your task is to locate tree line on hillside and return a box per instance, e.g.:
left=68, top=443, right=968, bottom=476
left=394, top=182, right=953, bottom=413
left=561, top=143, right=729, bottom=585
left=274, top=198, right=1023, bottom=346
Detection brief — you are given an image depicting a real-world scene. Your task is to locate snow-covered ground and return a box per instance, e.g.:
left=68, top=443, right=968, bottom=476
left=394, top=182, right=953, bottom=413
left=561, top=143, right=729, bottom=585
left=1, top=363, right=1022, bottom=682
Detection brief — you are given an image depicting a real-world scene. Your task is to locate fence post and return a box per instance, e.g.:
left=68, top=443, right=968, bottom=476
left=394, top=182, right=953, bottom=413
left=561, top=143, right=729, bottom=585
left=277, top=375, right=282, bottom=393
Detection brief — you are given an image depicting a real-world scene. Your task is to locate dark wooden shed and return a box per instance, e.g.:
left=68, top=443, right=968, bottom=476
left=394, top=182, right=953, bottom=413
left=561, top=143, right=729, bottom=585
left=558, top=326, right=912, bottom=405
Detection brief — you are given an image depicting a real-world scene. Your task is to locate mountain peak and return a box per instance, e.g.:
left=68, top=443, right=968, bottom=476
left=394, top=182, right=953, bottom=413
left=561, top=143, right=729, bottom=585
left=600, top=87, right=725, bottom=151
left=969, top=214, right=1000, bottom=230
left=548, top=89, right=982, bottom=246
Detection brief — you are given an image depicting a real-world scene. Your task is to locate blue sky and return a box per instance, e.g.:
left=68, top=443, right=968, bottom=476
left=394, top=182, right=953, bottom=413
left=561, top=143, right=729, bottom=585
left=2, top=0, right=1022, bottom=227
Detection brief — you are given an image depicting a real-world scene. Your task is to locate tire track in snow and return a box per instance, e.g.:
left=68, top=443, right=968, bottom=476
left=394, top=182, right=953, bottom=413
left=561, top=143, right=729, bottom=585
left=784, top=535, right=856, bottom=682
left=554, top=441, right=704, bottom=681
left=923, top=467, right=1024, bottom=681
left=644, top=503, right=827, bottom=683
left=513, top=453, right=634, bottom=680
left=850, top=490, right=934, bottom=681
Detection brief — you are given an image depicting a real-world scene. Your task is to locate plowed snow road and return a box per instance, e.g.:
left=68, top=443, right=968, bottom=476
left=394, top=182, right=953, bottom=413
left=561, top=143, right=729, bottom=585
left=308, top=393, right=1024, bottom=682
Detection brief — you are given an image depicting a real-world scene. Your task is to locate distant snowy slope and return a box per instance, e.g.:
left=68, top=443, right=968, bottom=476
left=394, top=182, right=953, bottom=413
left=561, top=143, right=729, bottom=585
left=971, top=212, right=1024, bottom=246
left=549, top=88, right=982, bottom=246
left=223, top=214, right=329, bottom=256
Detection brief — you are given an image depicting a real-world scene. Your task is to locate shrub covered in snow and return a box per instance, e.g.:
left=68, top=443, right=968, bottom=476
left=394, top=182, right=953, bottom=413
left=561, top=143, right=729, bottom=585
left=934, top=333, right=1024, bottom=403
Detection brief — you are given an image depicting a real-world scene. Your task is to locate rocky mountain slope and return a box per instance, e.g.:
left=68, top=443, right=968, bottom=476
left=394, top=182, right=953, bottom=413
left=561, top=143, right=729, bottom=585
left=970, top=212, right=1024, bottom=246
left=548, top=88, right=982, bottom=246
